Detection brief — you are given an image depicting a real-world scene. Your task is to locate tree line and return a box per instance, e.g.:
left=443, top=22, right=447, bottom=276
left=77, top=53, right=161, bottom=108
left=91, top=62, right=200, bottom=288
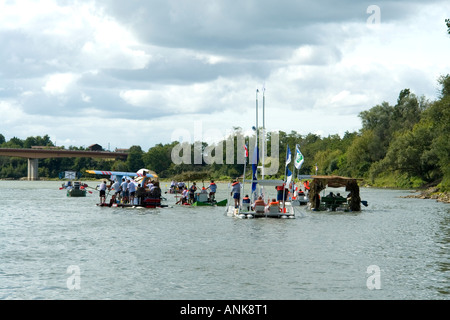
left=1, top=75, right=449, bottom=191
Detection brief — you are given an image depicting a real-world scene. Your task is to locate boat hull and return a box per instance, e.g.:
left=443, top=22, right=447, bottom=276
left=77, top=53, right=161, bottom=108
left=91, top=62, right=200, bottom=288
left=192, top=199, right=227, bottom=207
left=98, top=197, right=167, bottom=208
left=97, top=203, right=168, bottom=208
left=227, top=203, right=296, bottom=219
left=67, top=189, right=86, bottom=197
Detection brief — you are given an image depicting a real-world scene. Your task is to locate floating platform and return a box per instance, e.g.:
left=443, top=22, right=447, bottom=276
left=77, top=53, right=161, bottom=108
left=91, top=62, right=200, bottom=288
left=226, top=202, right=296, bottom=219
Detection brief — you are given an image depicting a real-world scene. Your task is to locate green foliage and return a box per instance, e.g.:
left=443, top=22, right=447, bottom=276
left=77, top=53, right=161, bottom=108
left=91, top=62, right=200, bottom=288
left=126, top=145, right=144, bottom=172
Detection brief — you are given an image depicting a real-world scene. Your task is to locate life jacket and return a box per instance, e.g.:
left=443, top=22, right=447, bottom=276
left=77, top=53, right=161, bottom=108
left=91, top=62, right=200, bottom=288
left=242, top=196, right=250, bottom=203
left=269, top=201, right=279, bottom=206
left=276, top=185, right=284, bottom=191
left=231, top=181, right=239, bottom=186
left=304, top=181, right=310, bottom=190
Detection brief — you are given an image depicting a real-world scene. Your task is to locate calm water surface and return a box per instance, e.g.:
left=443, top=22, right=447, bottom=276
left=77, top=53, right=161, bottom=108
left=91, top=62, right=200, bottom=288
left=0, top=180, right=448, bottom=300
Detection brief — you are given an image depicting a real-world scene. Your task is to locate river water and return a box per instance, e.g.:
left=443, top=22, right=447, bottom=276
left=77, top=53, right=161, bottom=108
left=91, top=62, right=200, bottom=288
left=0, top=180, right=448, bottom=300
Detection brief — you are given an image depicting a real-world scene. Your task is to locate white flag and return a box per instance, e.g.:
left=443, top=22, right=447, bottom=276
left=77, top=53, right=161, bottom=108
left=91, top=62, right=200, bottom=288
left=294, top=144, right=304, bottom=170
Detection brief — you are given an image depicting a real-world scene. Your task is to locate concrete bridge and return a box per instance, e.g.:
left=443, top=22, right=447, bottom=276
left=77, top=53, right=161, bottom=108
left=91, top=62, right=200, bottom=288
left=0, top=148, right=128, bottom=180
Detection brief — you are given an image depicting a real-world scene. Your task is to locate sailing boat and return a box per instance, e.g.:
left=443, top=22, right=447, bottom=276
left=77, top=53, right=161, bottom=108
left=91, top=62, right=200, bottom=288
left=226, top=88, right=295, bottom=219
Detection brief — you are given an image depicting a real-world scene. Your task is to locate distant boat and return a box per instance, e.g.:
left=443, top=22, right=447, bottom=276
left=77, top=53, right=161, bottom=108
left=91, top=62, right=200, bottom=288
left=307, top=175, right=367, bottom=212
left=175, top=191, right=228, bottom=207
left=226, top=179, right=296, bottom=219
left=66, top=181, right=87, bottom=197
left=59, top=171, right=87, bottom=197
left=192, top=193, right=227, bottom=207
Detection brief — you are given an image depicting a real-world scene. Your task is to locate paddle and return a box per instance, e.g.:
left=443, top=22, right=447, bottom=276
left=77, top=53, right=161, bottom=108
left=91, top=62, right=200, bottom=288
left=361, top=200, right=368, bottom=207
left=225, top=182, right=231, bottom=214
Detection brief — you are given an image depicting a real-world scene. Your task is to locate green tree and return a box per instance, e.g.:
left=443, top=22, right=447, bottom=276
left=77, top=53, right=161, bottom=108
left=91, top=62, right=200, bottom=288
left=143, top=142, right=176, bottom=176
left=438, top=74, right=450, bottom=97
left=3, top=137, right=24, bottom=148
left=345, top=131, right=376, bottom=178
left=381, top=125, right=437, bottom=183
left=126, top=145, right=144, bottom=172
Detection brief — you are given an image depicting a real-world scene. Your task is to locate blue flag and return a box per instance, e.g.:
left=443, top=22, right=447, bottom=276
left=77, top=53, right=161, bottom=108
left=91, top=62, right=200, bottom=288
left=286, top=145, right=291, bottom=166
left=251, top=144, right=259, bottom=194
left=286, top=168, right=292, bottom=186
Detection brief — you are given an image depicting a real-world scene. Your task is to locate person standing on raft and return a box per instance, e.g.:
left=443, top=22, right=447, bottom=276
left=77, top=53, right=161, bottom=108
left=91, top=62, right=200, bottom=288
left=230, top=179, right=241, bottom=208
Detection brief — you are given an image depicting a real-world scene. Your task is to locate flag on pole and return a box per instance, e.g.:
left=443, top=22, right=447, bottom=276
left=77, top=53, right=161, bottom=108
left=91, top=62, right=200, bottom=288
left=251, top=144, right=259, bottom=195
left=286, top=145, right=291, bottom=166
left=294, top=144, right=304, bottom=170
left=286, top=168, right=292, bottom=186
left=244, top=144, right=248, bottom=158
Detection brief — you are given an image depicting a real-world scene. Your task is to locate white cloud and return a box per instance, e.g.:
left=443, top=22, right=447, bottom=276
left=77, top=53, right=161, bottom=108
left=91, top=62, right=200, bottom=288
left=1, top=0, right=450, bottom=151
left=42, top=73, right=79, bottom=95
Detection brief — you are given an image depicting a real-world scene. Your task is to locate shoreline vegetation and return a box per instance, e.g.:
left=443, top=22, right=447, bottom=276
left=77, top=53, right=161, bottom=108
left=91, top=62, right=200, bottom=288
left=1, top=76, right=449, bottom=198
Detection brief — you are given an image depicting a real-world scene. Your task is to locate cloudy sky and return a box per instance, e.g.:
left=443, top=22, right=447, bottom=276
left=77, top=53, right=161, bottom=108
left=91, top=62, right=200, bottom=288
left=1, top=0, right=449, bottom=151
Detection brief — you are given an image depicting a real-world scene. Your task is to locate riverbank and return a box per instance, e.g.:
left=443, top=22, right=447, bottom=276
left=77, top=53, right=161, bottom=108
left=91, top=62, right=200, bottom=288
left=402, top=187, right=450, bottom=203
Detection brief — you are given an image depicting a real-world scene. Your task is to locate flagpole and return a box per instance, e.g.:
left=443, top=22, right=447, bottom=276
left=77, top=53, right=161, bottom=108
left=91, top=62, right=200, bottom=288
left=255, top=88, right=259, bottom=198
left=256, top=89, right=259, bottom=147
left=293, top=166, right=296, bottom=199
left=282, top=145, right=288, bottom=212
left=261, top=87, right=265, bottom=199
left=241, top=144, right=247, bottom=208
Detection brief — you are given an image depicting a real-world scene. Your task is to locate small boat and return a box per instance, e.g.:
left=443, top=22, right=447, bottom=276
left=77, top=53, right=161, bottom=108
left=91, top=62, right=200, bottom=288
left=86, top=168, right=168, bottom=209
left=307, top=175, right=367, bottom=212
left=59, top=171, right=88, bottom=197
left=226, top=179, right=296, bottom=219
left=176, top=192, right=227, bottom=207
left=66, top=181, right=88, bottom=197
left=98, top=187, right=168, bottom=208
left=192, top=192, right=227, bottom=207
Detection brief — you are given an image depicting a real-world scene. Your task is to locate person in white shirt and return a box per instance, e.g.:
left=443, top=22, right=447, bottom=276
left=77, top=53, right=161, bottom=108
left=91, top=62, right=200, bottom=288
left=120, top=178, right=129, bottom=203
left=99, top=180, right=107, bottom=204
left=111, top=179, right=121, bottom=197
left=127, top=179, right=136, bottom=204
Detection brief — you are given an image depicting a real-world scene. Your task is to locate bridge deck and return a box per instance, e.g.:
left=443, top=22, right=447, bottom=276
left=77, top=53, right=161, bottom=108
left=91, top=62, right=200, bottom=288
left=0, top=148, right=128, bottom=180
left=0, top=148, right=128, bottom=159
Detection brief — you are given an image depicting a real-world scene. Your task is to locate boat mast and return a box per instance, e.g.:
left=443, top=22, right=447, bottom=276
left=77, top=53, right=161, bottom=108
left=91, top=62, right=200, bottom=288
left=261, top=87, right=266, bottom=199
left=252, top=89, right=259, bottom=200
left=262, top=87, right=265, bottom=180
left=256, top=88, right=259, bottom=150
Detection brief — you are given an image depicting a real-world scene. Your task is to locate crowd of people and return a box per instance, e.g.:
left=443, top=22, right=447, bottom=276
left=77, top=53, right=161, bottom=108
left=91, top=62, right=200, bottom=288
left=96, top=175, right=312, bottom=210
left=173, top=180, right=218, bottom=205
left=97, top=175, right=161, bottom=206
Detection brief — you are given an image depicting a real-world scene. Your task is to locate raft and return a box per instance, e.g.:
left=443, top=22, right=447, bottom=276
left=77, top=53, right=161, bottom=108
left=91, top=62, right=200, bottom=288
left=192, top=199, right=227, bottom=207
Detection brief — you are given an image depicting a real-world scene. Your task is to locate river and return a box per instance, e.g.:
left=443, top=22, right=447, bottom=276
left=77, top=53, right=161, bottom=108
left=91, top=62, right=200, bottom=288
left=0, top=180, right=448, bottom=300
